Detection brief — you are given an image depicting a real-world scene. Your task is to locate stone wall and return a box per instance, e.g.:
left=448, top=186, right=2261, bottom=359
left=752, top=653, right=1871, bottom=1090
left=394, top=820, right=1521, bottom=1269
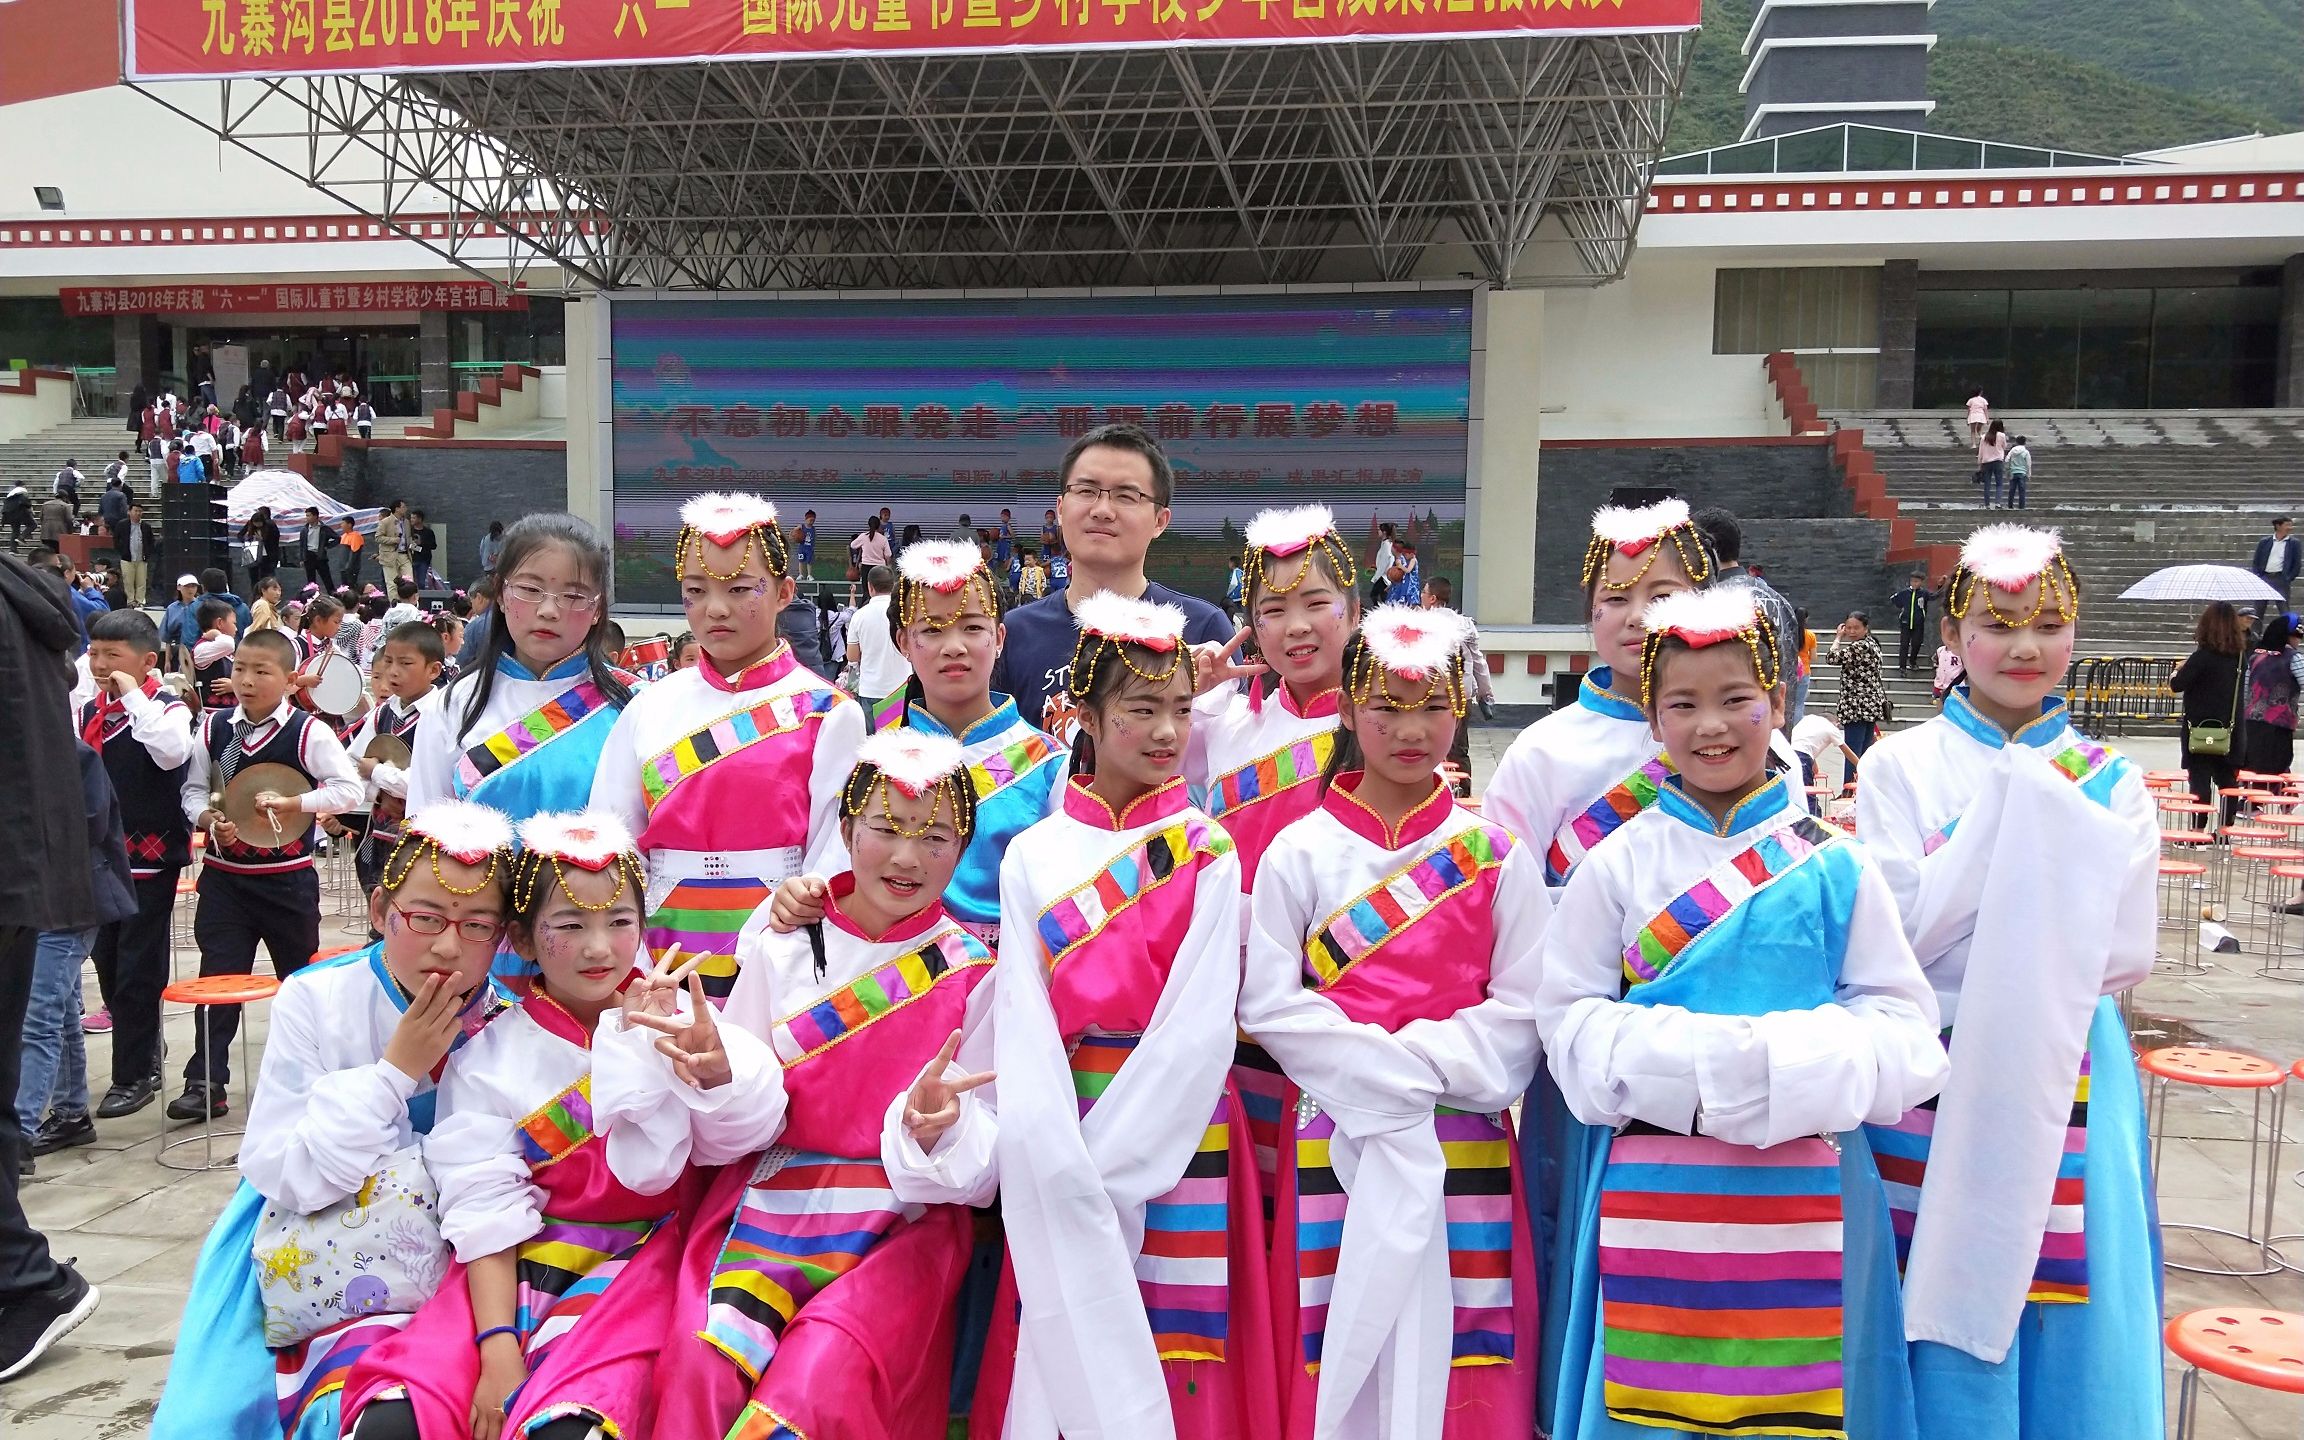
left=329, top=442, right=568, bottom=591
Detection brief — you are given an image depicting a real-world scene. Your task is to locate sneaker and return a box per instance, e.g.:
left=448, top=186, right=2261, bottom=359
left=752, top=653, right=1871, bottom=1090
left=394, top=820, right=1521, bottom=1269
left=164, top=1082, right=228, bottom=1123
left=94, top=1078, right=158, bottom=1120
left=0, top=1264, right=99, bottom=1382
left=25, top=1113, right=95, bottom=1159
left=79, top=1009, right=111, bottom=1035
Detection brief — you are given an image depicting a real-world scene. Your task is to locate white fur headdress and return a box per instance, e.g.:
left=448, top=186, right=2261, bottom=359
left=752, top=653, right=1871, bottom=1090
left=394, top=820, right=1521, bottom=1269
left=897, top=540, right=988, bottom=592
left=1959, top=524, right=2064, bottom=591
left=856, top=730, right=967, bottom=798
left=1360, top=603, right=1474, bottom=678
left=1591, top=497, right=1691, bottom=553
left=1073, top=590, right=1187, bottom=653
left=1641, top=585, right=1762, bottom=647
left=1582, top=496, right=1713, bottom=591
left=1244, top=505, right=1339, bottom=558
left=518, top=809, right=639, bottom=872
left=401, top=800, right=516, bottom=865
left=679, top=492, right=779, bottom=545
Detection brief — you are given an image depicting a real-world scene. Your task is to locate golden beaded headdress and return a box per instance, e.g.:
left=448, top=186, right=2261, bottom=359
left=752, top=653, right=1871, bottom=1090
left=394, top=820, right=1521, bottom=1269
left=1067, top=590, right=1189, bottom=700
left=380, top=800, right=515, bottom=897
left=1945, top=524, right=2079, bottom=627
left=839, top=730, right=978, bottom=841
left=1242, top=504, right=1358, bottom=600
left=675, top=492, right=789, bottom=581
left=1344, top=603, right=1475, bottom=716
left=894, top=540, right=1000, bottom=631
left=1581, top=496, right=1715, bottom=592
left=511, top=810, right=646, bottom=917
left=1637, top=585, right=1782, bottom=710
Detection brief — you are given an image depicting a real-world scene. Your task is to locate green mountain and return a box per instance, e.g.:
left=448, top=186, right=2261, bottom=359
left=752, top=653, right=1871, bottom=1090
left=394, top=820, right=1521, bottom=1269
left=1664, top=0, right=2288, bottom=158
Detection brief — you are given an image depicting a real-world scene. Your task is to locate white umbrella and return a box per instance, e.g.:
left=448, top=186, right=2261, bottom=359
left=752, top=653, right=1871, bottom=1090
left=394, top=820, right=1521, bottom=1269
left=2119, top=564, right=2284, bottom=604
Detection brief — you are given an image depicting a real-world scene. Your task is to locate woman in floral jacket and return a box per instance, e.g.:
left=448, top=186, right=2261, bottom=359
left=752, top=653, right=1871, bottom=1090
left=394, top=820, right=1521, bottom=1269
left=1832, top=609, right=1890, bottom=758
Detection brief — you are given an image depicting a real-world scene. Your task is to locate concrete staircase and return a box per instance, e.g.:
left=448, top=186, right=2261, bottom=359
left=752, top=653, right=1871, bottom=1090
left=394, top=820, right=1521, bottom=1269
left=0, top=414, right=153, bottom=503
left=1828, top=410, right=2304, bottom=656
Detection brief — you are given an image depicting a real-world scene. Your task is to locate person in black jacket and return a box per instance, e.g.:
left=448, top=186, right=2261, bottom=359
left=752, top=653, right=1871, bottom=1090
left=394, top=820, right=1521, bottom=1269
left=0, top=552, right=102, bottom=1379
left=2169, top=601, right=2250, bottom=828
left=296, top=505, right=337, bottom=593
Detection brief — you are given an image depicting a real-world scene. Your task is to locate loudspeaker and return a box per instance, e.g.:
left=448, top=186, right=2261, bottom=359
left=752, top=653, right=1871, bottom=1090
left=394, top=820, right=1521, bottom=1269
left=159, top=480, right=228, bottom=581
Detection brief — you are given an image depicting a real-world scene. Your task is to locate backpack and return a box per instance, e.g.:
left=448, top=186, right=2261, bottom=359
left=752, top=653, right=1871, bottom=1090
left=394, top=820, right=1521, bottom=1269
left=2246, top=650, right=2298, bottom=730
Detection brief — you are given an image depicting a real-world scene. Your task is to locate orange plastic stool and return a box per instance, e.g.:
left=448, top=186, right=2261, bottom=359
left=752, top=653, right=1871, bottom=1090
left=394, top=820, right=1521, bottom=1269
left=2165, top=1309, right=2304, bottom=1439
left=156, top=972, right=283, bottom=1173
left=2158, top=858, right=2211, bottom=976
left=2267, top=866, right=2304, bottom=984
left=2140, top=1046, right=2289, bottom=1276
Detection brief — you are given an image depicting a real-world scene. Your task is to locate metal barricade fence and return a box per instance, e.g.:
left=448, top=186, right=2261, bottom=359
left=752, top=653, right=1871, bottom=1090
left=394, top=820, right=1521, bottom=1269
left=2069, top=655, right=2179, bottom=737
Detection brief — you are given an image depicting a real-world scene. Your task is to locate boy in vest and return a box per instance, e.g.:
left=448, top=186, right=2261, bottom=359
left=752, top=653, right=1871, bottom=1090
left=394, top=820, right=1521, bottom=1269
left=344, top=621, right=443, bottom=904
left=80, top=609, right=196, bottom=1120
left=172, top=628, right=363, bottom=1120
left=191, top=598, right=238, bottom=708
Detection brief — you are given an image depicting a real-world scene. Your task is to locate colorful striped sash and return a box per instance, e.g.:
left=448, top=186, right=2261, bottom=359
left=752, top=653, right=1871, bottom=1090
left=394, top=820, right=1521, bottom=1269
left=1622, top=816, right=1839, bottom=986
left=1304, top=825, right=1513, bottom=988
left=1036, top=821, right=1232, bottom=969
left=454, top=680, right=612, bottom=794
left=770, top=929, right=990, bottom=1064
left=274, top=1312, right=410, bottom=1432
left=966, top=732, right=1060, bottom=800
left=517, top=1077, right=594, bottom=1170
left=1547, top=756, right=1672, bottom=885
left=647, top=878, right=774, bottom=999
left=704, top=1147, right=909, bottom=1380
left=1596, top=1130, right=1847, bottom=1439
left=1208, top=732, right=1336, bottom=820
left=1921, top=738, right=2115, bottom=859
left=728, top=1402, right=809, bottom=1440
left=1294, top=1105, right=1516, bottom=1373
left=514, top=1213, right=657, bottom=1372
left=870, top=690, right=906, bottom=733
left=640, top=687, right=846, bottom=811
left=1069, top=1033, right=1233, bottom=1363
left=1232, top=1039, right=1289, bottom=1224
left=1866, top=1034, right=2092, bottom=1304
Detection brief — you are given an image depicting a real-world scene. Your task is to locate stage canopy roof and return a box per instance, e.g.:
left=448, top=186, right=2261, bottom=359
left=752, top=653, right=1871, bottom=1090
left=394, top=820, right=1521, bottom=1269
left=123, top=0, right=1698, bottom=290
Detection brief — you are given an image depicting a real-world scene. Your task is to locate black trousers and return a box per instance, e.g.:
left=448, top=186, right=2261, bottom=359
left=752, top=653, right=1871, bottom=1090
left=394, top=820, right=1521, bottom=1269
left=302, top=555, right=333, bottom=593
left=185, top=866, right=319, bottom=1089
left=0, top=926, right=61, bottom=1302
left=1897, top=625, right=1926, bottom=672
left=91, top=868, right=179, bottom=1089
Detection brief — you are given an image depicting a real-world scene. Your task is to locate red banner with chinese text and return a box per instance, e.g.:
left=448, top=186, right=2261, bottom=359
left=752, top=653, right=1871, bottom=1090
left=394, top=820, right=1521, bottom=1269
left=61, top=283, right=526, bottom=314
left=126, top=0, right=1700, bottom=79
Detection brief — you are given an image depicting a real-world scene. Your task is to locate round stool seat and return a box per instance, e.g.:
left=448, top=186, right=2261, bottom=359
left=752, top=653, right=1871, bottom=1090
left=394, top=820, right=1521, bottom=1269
left=2140, top=1046, right=2286, bottom=1089
left=2165, top=1310, right=2304, bottom=1395
left=2163, top=800, right=2216, bottom=815
left=2163, top=830, right=2216, bottom=845
left=163, top=973, right=282, bottom=1007
left=310, top=943, right=364, bottom=966
left=2271, top=865, right=2304, bottom=883
left=2161, top=860, right=2210, bottom=878
left=2266, top=816, right=2304, bottom=830
left=2149, top=770, right=2193, bottom=783
left=175, top=876, right=198, bottom=895
left=2233, top=847, right=2304, bottom=866
left=2224, top=827, right=2284, bottom=844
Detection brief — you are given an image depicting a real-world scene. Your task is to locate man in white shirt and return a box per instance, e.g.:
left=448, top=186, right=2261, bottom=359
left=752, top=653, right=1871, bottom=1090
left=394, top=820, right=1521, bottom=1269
left=1791, top=712, right=1861, bottom=810
left=846, top=564, right=910, bottom=722
left=187, top=426, right=218, bottom=483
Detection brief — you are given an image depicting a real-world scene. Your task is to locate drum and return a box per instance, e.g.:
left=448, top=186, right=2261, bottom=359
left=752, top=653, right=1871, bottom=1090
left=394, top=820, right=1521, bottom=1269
left=365, top=734, right=414, bottom=829
left=216, top=762, right=317, bottom=851
left=305, top=653, right=364, bottom=716
left=621, top=635, right=672, bottom=682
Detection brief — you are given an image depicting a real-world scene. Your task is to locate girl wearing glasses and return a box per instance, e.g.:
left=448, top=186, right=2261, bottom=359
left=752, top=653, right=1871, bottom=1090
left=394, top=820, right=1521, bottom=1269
left=154, top=802, right=518, bottom=1440
left=346, top=809, right=779, bottom=1440
left=587, top=493, right=866, bottom=1003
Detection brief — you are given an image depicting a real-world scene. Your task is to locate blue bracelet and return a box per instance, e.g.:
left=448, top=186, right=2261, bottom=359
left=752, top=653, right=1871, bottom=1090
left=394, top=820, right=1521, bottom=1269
left=474, top=1325, right=519, bottom=1346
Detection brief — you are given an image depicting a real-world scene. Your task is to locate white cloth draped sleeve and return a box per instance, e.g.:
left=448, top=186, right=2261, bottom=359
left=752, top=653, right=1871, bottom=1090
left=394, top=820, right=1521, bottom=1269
left=295, top=722, right=365, bottom=816
left=425, top=1060, right=547, bottom=1263
left=590, top=1004, right=786, bottom=1194
left=987, top=839, right=1241, bottom=1440
left=119, top=684, right=195, bottom=769
left=586, top=704, right=650, bottom=844
left=404, top=679, right=467, bottom=810
left=880, top=974, right=1000, bottom=1207
left=1536, top=843, right=1944, bottom=1148
left=240, top=979, right=423, bottom=1213
left=1478, top=741, right=1552, bottom=870
left=803, top=698, right=866, bottom=876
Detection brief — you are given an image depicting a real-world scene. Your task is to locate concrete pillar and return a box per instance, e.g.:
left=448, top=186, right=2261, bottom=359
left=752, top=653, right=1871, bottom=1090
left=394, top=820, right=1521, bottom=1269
left=562, top=292, right=606, bottom=525
left=2278, top=255, right=2304, bottom=407
left=1877, top=258, right=1918, bottom=409
left=112, top=312, right=162, bottom=402
left=419, top=308, right=453, bottom=415
left=1470, top=288, right=1542, bottom=626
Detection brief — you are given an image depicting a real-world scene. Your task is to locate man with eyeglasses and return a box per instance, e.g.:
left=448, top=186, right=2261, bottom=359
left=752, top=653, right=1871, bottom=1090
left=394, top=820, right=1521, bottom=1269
left=991, top=422, right=1232, bottom=736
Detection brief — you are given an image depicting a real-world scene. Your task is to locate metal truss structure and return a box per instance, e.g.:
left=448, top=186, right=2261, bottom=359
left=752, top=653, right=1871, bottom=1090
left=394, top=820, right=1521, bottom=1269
left=131, top=29, right=1690, bottom=292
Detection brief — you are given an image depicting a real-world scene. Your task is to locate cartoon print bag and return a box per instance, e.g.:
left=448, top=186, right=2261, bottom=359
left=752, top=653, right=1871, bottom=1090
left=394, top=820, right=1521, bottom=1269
left=251, top=1145, right=451, bottom=1347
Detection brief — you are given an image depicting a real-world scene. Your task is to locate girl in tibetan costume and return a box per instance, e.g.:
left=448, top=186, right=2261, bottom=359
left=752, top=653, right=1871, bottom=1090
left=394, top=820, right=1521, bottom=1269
left=1241, top=603, right=1549, bottom=1439
left=887, top=591, right=1279, bottom=1440
left=1186, top=505, right=1361, bottom=1218
left=345, top=811, right=780, bottom=1440
left=590, top=494, right=865, bottom=1002
left=154, top=801, right=518, bottom=1440
left=1479, top=497, right=1714, bottom=1414
left=1855, top=526, right=2161, bottom=1440
left=654, top=730, right=999, bottom=1440
left=1538, top=587, right=1946, bottom=1440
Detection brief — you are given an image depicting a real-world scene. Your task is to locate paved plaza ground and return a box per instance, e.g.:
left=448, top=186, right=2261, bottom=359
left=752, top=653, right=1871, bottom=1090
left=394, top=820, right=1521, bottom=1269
left=1, top=725, right=2298, bottom=1437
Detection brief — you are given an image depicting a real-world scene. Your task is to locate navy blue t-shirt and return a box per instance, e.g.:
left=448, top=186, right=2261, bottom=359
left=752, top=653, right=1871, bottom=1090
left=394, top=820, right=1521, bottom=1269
left=993, top=582, right=1232, bottom=733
